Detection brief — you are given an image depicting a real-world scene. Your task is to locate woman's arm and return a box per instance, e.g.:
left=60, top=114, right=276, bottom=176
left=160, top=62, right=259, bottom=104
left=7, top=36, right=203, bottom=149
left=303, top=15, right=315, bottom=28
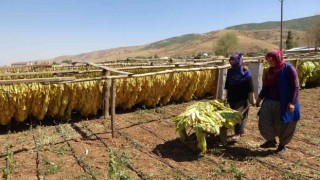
left=288, top=65, right=299, bottom=104
left=248, top=92, right=256, bottom=105
left=224, top=70, right=230, bottom=102
left=256, top=84, right=267, bottom=107
left=247, top=77, right=256, bottom=105
left=287, top=65, right=299, bottom=112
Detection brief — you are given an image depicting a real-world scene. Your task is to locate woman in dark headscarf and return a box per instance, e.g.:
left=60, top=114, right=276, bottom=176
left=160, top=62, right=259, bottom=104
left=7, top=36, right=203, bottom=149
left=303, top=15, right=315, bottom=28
left=223, top=52, right=256, bottom=141
left=256, top=49, right=300, bottom=155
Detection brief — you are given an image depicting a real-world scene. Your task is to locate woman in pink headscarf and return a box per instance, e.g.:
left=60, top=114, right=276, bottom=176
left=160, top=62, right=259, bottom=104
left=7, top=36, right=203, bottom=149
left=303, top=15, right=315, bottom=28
left=256, top=49, right=300, bottom=155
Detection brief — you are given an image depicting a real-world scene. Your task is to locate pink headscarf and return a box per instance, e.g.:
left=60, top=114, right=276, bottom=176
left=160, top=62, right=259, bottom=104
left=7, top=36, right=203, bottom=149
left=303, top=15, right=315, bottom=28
left=263, top=49, right=286, bottom=85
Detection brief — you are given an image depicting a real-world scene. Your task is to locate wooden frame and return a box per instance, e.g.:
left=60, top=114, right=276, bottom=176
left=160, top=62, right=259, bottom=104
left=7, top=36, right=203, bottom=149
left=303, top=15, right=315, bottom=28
left=1, top=56, right=319, bottom=137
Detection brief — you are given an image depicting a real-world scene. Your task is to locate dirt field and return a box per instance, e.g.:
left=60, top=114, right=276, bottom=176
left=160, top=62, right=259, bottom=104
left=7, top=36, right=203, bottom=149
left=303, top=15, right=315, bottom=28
left=0, top=87, right=319, bottom=180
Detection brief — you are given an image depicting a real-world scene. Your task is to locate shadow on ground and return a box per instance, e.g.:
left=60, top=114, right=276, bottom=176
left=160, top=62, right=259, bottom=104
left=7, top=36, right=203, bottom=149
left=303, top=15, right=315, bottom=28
left=0, top=111, right=104, bottom=135
left=153, top=134, right=274, bottom=162
left=209, top=146, right=275, bottom=161
left=152, top=137, right=200, bottom=162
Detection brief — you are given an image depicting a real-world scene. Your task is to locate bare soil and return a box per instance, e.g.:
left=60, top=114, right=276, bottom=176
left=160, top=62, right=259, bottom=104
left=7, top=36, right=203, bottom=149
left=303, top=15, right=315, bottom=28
left=0, top=87, right=319, bottom=180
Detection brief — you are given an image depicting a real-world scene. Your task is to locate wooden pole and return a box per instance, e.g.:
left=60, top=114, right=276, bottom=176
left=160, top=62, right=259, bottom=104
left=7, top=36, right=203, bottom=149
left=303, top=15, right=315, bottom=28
left=102, top=70, right=111, bottom=118
left=215, top=68, right=221, bottom=100
left=106, top=65, right=231, bottom=79
left=280, top=0, right=284, bottom=51
left=111, top=79, right=116, bottom=138
left=106, top=73, right=111, bottom=118
left=0, top=70, right=80, bottom=77
left=294, top=58, right=300, bottom=70
left=0, top=77, right=76, bottom=85
left=85, top=62, right=133, bottom=75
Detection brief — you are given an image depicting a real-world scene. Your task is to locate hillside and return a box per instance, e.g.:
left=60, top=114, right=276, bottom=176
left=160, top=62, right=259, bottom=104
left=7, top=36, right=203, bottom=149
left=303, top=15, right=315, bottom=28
left=47, top=16, right=314, bottom=63
left=49, top=29, right=305, bottom=63
left=143, top=34, right=201, bottom=50
left=226, top=15, right=320, bottom=31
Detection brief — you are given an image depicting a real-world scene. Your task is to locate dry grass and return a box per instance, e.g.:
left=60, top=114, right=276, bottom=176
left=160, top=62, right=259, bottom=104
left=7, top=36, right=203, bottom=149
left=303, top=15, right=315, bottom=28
left=47, top=29, right=307, bottom=64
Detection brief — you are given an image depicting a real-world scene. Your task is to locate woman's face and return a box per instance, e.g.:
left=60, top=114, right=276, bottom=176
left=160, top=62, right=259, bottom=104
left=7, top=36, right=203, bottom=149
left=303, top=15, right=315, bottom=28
left=266, top=56, right=277, bottom=67
left=229, top=59, right=236, bottom=65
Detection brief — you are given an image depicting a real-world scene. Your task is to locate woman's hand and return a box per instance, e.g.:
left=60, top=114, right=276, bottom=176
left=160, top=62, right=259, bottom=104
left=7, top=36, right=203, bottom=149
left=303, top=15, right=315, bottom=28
left=249, top=92, right=256, bottom=106
left=256, top=97, right=262, bottom=107
left=288, top=103, right=295, bottom=112
left=250, top=98, right=256, bottom=106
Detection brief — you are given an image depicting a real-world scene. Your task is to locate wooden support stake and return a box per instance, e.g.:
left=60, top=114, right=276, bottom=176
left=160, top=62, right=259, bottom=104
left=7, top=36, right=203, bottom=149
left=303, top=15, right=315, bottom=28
left=102, top=70, right=111, bottom=118
left=111, top=79, right=116, bottom=138
left=215, top=68, right=221, bottom=100
left=294, top=58, right=300, bottom=70
left=106, top=74, right=111, bottom=118
left=86, top=63, right=89, bottom=71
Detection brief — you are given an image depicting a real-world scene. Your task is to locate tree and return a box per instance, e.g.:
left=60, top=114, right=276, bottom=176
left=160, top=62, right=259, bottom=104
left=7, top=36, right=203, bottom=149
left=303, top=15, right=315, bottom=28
left=61, top=59, right=72, bottom=64
left=307, top=16, right=320, bottom=52
left=215, top=32, right=238, bottom=56
left=285, top=30, right=294, bottom=49
left=193, top=53, right=202, bottom=59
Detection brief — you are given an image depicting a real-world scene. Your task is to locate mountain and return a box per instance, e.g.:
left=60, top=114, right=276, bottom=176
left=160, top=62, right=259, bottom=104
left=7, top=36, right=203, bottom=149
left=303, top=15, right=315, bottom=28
left=143, top=34, right=201, bottom=50
left=226, top=15, right=320, bottom=31
left=47, top=15, right=317, bottom=63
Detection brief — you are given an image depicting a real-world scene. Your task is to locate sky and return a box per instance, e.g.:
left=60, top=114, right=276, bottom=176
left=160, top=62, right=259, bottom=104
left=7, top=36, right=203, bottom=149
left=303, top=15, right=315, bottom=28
left=0, top=0, right=319, bottom=66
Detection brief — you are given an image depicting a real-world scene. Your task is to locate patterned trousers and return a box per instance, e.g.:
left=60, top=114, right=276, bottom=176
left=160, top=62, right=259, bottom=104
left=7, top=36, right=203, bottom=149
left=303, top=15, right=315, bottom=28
left=258, top=99, right=298, bottom=145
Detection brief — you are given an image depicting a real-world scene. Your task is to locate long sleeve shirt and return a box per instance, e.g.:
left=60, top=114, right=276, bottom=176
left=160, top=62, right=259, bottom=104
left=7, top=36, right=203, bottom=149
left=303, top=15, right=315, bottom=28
left=259, top=64, right=299, bottom=104
left=225, top=70, right=254, bottom=103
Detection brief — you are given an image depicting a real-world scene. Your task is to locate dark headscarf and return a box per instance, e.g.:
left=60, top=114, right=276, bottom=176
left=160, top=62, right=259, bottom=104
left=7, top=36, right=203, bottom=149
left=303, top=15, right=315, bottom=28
left=263, top=49, right=286, bottom=85
left=228, top=52, right=251, bottom=85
